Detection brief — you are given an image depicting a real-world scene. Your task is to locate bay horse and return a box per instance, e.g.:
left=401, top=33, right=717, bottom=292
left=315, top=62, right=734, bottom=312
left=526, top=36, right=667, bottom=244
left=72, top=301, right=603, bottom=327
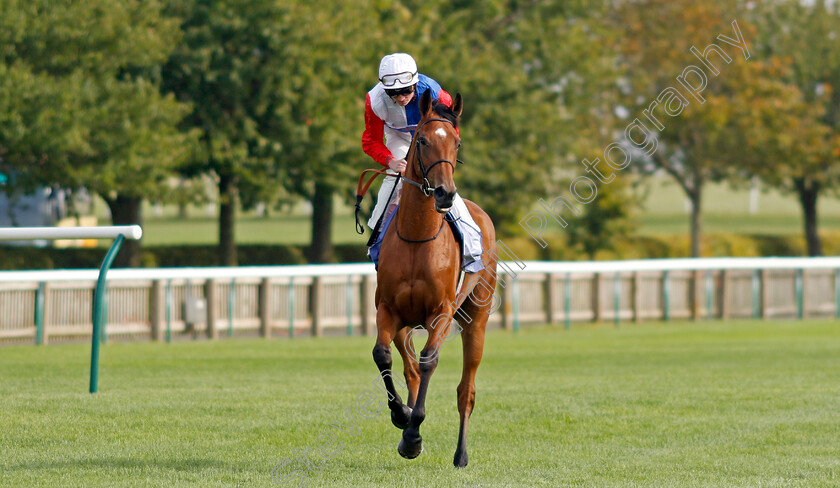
left=373, top=90, right=497, bottom=468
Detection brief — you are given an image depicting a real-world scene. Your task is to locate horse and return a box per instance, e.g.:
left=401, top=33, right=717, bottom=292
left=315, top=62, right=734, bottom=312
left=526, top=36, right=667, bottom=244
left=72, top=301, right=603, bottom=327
left=372, top=89, right=498, bottom=468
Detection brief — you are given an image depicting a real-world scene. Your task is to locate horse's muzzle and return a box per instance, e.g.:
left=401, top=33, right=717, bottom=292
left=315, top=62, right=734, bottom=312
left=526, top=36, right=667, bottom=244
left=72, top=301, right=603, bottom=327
left=433, top=187, right=456, bottom=213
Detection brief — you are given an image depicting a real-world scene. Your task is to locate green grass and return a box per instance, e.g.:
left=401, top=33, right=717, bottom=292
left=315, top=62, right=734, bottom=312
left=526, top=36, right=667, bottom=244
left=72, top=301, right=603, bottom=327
left=638, top=179, right=840, bottom=235
left=137, top=214, right=362, bottom=246
left=2, top=320, right=839, bottom=487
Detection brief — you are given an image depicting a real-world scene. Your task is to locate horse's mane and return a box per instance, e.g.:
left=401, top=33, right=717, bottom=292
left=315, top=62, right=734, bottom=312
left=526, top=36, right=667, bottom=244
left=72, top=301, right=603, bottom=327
left=432, top=101, right=458, bottom=128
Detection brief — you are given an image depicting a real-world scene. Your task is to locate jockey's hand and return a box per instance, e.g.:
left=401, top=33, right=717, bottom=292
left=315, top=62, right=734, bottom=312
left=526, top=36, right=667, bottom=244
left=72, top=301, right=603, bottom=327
left=388, top=157, right=407, bottom=174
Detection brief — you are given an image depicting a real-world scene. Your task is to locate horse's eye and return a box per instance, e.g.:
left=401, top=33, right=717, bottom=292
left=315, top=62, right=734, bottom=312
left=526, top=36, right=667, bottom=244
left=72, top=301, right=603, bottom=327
left=418, top=137, right=428, bottom=146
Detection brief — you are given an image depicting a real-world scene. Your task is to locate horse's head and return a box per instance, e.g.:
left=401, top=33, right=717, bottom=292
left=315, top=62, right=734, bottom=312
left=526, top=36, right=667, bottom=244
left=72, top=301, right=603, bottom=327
left=411, top=90, right=463, bottom=213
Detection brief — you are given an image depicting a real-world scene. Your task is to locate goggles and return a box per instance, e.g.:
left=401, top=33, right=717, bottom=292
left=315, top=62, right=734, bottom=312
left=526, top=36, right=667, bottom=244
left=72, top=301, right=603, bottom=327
left=380, top=71, right=417, bottom=87
left=385, top=85, right=415, bottom=98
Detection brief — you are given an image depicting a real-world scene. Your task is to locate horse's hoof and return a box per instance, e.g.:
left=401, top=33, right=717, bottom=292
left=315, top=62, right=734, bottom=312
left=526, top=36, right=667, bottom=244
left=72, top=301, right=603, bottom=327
left=453, top=451, right=468, bottom=468
left=397, top=435, right=423, bottom=459
left=391, top=405, right=412, bottom=430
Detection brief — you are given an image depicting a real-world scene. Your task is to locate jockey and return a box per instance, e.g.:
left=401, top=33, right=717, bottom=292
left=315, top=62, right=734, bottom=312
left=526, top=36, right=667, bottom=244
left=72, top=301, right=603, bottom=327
left=362, top=53, right=484, bottom=273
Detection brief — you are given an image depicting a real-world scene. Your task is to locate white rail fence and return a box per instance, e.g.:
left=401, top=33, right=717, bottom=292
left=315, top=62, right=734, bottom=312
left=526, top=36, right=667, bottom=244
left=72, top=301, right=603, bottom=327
left=1, top=257, right=839, bottom=344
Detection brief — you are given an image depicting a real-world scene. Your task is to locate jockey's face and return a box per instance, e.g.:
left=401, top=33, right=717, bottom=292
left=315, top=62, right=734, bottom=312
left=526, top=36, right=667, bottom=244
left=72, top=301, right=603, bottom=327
left=387, top=85, right=415, bottom=106
left=392, top=92, right=414, bottom=106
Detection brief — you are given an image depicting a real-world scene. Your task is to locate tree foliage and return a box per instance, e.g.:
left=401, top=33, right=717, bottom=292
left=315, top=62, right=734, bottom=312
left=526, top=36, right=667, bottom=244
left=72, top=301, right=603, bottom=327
left=3, top=0, right=837, bottom=265
left=746, top=0, right=840, bottom=255
left=0, top=0, right=193, bottom=265
left=615, top=0, right=785, bottom=256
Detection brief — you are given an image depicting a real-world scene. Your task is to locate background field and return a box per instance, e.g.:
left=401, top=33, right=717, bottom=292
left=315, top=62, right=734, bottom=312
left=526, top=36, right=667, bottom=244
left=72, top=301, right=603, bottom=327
left=2, top=320, right=838, bottom=487
left=108, top=178, right=840, bottom=247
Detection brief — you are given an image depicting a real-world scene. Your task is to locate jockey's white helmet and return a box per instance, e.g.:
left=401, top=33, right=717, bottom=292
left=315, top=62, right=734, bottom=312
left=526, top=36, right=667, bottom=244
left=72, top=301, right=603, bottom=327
left=378, top=53, right=419, bottom=89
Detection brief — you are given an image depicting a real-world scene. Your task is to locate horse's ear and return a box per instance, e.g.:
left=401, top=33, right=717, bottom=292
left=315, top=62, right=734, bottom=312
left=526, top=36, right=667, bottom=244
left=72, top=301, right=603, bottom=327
left=452, top=93, right=463, bottom=119
left=420, top=89, right=433, bottom=117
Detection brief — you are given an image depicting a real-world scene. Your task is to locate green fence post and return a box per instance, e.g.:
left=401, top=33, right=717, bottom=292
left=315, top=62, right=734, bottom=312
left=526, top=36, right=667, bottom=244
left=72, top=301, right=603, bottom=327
left=613, top=272, right=621, bottom=327
left=89, top=234, right=125, bottom=394
left=228, top=278, right=236, bottom=337
left=795, top=269, right=804, bottom=320
left=751, top=269, right=760, bottom=320
left=662, top=270, right=670, bottom=322
left=564, top=273, right=571, bottom=330
left=101, top=290, right=109, bottom=344
left=34, top=282, right=45, bottom=346
left=288, top=277, right=295, bottom=339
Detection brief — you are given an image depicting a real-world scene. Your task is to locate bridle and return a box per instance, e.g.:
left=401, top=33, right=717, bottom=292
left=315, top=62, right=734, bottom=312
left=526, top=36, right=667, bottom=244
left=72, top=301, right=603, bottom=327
left=394, top=116, right=465, bottom=243
left=400, top=117, right=464, bottom=197
left=353, top=114, right=465, bottom=241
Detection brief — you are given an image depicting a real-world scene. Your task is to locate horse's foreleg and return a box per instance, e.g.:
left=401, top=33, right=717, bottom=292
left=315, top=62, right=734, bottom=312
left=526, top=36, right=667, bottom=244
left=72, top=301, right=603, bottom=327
left=453, top=312, right=487, bottom=468
left=372, top=306, right=412, bottom=430
left=397, top=316, right=447, bottom=460
left=393, top=327, right=421, bottom=408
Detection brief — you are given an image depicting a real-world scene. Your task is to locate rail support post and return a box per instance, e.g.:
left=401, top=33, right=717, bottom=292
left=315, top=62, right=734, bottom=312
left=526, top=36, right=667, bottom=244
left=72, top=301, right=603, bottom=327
left=34, top=282, right=49, bottom=346
left=311, top=277, right=323, bottom=337
left=592, top=273, right=601, bottom=323
left=205, top=279, right=218, bottom=340
left=632, top=272, right=642, bottom=323
left=544, top=273, right=556, bottom=325
left=90, top=234, right=126, bottom=394
left=260, top=277, right=271, bottom=338
left=151, top=280, right=164, bottom=342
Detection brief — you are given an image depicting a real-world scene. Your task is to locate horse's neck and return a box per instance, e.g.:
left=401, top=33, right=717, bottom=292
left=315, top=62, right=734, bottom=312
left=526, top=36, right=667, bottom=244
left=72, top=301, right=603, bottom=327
left=397, top=166, right=442, bottom=240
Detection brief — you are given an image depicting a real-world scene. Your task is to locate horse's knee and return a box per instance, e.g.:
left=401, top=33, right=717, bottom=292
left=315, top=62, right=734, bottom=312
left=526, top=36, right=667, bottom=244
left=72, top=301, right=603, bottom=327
left=372, top=344, right=392, bottom=369
left=418, top=351, right=439, bottom=373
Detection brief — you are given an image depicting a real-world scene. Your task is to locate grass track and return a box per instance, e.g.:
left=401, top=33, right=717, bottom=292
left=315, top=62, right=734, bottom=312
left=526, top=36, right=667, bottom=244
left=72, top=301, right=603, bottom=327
left=1, top=320, right=839, bottom=487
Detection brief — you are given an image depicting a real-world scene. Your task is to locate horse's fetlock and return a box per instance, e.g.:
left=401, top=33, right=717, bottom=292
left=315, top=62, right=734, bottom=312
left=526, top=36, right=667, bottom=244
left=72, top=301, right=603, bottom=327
left=411, top=407, right=426, bottom=425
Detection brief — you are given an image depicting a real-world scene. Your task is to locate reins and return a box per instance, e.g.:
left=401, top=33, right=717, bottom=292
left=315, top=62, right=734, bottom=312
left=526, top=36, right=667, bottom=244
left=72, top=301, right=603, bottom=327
left=353, top=115, right=464, bottom=241
left=354, top=168, right=396, bottom=235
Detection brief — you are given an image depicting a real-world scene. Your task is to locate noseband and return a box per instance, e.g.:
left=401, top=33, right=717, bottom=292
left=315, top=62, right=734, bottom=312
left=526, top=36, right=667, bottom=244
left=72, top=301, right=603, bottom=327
left=401, top=117, right=464, bottom=197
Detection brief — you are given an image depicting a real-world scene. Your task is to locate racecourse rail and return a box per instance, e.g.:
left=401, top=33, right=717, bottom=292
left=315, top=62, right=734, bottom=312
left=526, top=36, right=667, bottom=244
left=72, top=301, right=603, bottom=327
left=0, top=225, right=143, bottom=393
left=1, top=256, right=839, bottom=345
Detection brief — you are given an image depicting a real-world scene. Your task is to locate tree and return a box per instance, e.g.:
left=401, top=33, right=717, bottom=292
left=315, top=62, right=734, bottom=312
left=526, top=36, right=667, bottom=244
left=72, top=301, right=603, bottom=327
left=748, top=0, right=840, bottom=256
left=0, top=0, right=193, bottom=266
left=161, top=0, right=297, bottom=266
left=363, top=0, right=634, bottom=243
left=615, top=1, right=773, bottom=257
left=268, top=2, right=374, bottom=263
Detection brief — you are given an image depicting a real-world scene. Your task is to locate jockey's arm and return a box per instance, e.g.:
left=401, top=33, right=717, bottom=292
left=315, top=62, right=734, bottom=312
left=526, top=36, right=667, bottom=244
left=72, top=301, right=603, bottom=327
left=362, top=93, right=393, bottom=168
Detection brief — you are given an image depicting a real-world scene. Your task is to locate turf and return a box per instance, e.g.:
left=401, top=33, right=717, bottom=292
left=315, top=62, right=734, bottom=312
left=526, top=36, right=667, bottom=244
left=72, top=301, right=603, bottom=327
left=1, top=320, right=839, bottom=487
